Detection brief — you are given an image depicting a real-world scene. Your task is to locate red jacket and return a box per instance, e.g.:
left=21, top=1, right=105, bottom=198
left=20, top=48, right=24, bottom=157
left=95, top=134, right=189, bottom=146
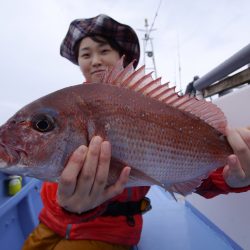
left=39, top=167, right=250, bottom=246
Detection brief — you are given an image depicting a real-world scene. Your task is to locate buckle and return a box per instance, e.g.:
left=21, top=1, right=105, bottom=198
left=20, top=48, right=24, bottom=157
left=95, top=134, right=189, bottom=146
left=140, top=197, right=152, bottom=214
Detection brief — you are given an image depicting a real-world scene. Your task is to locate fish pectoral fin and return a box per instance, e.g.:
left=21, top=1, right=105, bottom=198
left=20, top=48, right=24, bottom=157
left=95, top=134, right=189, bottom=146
left=110, top=157, right=163, bottom=187
left=165, top=173, right=209, bottom=196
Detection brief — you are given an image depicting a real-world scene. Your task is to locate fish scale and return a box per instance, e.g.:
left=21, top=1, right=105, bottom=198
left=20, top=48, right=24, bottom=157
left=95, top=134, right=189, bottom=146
left=0, top=58, right=233, bottom=195
left=82, top=85, right=231, bottom=190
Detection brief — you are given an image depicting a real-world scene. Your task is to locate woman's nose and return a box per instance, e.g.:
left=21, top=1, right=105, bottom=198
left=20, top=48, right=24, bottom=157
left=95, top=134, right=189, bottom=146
left=92, top=54, right=102, bottom=66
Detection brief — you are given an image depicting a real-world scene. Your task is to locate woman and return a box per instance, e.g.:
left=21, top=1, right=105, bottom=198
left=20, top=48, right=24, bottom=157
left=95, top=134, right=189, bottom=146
left=23, top=14, right=250, bottom=250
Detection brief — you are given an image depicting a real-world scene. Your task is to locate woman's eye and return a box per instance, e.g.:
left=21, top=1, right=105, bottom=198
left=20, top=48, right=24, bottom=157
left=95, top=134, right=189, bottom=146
left=31, top=114, right=55, bottom=133
left=101, top=49, right=110, bottom=54
left=81, top=53, right=90, bottom=58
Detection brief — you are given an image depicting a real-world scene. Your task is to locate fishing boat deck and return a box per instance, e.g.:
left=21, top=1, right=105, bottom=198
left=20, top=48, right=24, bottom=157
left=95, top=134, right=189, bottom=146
left=138, top=186, right=242, bottom=250
left=0, top=173, right=242, bottom=250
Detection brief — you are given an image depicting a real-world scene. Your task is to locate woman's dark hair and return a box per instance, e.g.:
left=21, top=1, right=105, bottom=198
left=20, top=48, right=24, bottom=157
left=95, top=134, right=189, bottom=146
left=74, top=34, right=129, bottom=66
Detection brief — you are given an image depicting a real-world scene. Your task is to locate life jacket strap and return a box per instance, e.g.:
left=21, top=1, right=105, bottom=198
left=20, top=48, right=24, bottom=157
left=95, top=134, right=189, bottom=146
left=102, top=197, right=152, bottom=217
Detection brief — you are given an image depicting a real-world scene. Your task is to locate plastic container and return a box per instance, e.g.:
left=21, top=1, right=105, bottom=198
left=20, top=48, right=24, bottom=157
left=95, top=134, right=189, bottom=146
left=0, top=173, right=42, bottom=250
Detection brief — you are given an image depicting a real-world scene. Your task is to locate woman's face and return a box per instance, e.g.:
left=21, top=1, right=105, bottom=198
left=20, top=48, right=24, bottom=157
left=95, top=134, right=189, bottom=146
left=78, top=37, right=121, bottom=82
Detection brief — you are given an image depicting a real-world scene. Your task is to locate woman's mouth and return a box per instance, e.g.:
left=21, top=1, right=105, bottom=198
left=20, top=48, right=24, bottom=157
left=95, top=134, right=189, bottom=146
left=91, top=70, right=105, bottom=75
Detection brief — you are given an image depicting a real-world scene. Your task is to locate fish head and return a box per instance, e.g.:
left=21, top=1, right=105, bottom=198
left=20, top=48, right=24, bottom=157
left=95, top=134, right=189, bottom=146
left=0, top=93, right=88, bottom=181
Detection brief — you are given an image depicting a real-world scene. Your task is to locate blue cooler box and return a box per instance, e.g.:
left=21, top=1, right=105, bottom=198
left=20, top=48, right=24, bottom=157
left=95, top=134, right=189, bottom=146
left=0, top=173, right=42, bottom=250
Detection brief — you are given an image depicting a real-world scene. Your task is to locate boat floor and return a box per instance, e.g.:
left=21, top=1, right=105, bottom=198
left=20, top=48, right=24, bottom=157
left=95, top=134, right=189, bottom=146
left=138, top=186, right=242, bottom=250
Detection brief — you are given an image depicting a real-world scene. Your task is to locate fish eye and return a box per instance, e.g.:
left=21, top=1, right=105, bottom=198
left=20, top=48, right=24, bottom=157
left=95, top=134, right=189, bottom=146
left=31, top=114, right=55, bottom=132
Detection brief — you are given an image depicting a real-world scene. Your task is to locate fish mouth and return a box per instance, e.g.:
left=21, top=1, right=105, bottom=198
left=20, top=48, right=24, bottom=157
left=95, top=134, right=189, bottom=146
left=0, top=142, right=27, bottom=167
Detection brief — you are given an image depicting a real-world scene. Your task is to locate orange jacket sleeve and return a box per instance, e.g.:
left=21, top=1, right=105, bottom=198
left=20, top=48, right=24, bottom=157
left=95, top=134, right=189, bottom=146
left=195, top=167, right=250, bottom=198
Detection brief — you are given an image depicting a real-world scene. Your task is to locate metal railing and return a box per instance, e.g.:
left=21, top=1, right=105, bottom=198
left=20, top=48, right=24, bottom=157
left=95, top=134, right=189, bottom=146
left=193, top=43, right=250, bottom=91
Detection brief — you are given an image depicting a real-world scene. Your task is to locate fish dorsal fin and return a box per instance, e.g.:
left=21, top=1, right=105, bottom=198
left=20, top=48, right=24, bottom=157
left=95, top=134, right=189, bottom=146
left=101, top=57, right=227, bottom=135
left=104, top=56, right=125, bottom=84
left=102, top=56, right=135, bottom=85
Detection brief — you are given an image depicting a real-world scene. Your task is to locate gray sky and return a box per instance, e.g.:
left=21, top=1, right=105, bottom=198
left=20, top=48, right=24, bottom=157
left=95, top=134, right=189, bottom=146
left=1, top=0, right=250, bottom=124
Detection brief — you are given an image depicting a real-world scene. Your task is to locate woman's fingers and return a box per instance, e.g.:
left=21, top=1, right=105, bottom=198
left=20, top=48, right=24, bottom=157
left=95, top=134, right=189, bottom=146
left=224, top=127, right=250, bottom=187
left=57, top=136, right=130, bottom=213
left=103, top=166, right=131, bottom=200
left=58, top=145, right=87, bottom=198
left=227, top=128, right=250, bottom=175
left=74, top=136, right=104, bottom=198
left=90, top=141, right=111, bottom=198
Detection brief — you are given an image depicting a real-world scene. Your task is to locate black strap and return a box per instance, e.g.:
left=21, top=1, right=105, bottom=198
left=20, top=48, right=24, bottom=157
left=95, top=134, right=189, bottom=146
left=102, top=197, right=151, bottom=217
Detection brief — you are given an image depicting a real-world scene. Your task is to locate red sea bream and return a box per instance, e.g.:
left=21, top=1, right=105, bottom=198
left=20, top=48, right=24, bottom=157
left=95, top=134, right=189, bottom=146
left=0, top=58, right=233, bottom=195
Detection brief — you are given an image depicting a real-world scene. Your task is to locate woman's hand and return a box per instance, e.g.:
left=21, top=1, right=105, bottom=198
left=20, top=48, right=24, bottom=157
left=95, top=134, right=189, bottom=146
left=223, top=127, right=250, bottom=188
left=57, top=136, right=131, bottom=214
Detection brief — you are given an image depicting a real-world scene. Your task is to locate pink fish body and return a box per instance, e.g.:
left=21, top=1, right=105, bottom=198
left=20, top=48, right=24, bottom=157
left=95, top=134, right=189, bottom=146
left=0, top=59, right=232, bottom=195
